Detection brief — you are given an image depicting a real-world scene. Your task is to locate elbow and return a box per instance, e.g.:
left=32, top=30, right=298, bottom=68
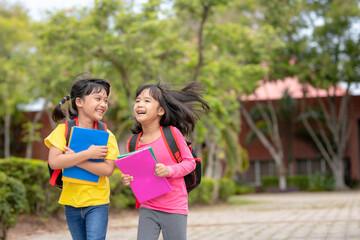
left=103, top=164, right=115, bottom=177
left=48, top=159, right=58, bottom=170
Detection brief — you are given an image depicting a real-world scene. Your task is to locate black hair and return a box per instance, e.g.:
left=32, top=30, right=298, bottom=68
left=131, top=82, right=210, bottom=135
left=52, top=72, right=110, bottom=122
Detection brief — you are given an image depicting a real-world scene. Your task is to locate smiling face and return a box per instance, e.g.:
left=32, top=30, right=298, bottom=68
left=76, top=88, right=109, bottom=122
left=133, top=88, right=164, bottom=127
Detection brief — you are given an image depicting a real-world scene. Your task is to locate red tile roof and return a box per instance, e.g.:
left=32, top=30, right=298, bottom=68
left=242, top=77, right=346, bottom=101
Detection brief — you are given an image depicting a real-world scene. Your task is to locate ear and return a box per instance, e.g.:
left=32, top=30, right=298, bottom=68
left=75, top=97, right=84, bottom=108
left=158, top=107, right=165, bottom=116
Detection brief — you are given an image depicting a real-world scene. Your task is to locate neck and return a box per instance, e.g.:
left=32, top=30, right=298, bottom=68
left=142, top=123, right=160, bottom=135
left=77, top=116, right=95, bottom=129
left=140, top=123, right=161, bottom=144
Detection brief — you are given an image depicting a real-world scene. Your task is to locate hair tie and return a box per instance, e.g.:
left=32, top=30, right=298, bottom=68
left=59, top=95, right=70, bottom=106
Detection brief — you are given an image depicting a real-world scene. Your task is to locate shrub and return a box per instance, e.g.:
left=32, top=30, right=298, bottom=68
left=288, top=175, right=309, bottom=190
left=261, top=175, right=310, bottom=191
left=234, top=183, right=256, bottom=195
left=261, top=176, right=278, bottom=190
left=218, top=178, right=235, bottom=201
left=308, top=172, right=335, bottom=191
left=188, top=177, right=215, bottom=205
left=0, top=158, right=61, bottom=216
left=0, top=171, right=26, bottom=240
left=109, top=169, right=136, bottom=210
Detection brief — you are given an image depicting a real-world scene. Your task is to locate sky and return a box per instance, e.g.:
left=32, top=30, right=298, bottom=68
left=16, top=0, right=95, bottom=21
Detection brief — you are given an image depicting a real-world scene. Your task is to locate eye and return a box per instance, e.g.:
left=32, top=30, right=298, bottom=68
left=135, top=99, right=140, bottom=103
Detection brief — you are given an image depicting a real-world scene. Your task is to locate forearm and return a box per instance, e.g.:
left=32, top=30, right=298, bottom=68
left=49, top=150, right=90, bottom=169
left=77, top=159, right=115, bottom=177
left=168, top=159, right=196, bottom=178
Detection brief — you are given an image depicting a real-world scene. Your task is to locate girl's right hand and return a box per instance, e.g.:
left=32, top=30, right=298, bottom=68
left=87, top=145, right=108, bottom=159
left=121, top=174, right=134, bottom=186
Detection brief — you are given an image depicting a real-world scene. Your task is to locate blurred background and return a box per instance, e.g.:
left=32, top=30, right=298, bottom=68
left=1, top=0, right=360, bottom=237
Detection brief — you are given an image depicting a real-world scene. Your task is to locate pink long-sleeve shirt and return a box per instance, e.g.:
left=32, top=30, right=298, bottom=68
left=137, top=127, right=195, bottom=215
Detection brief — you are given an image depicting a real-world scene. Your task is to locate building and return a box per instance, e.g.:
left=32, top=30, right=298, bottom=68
left=238, top=77, right=360, bottom=187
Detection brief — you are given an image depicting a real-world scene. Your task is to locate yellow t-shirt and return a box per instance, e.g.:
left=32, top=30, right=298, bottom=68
left=44, top=123, right=119, bottom=207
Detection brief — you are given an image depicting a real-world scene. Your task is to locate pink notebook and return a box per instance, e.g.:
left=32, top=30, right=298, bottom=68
left=115, top=147, right=172, bottom=203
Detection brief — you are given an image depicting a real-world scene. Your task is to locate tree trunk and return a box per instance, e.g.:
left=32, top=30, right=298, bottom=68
left=25, top=109, right=44, bottom=159
left=333, top=158, right=348, bottom=190
left=4, top=113, right=11, bottom=159
left=204, top=140, right=216, bottom=178
left=300, top=91, right=351, bottom=191
left=277, top=163, right=287, bottom=191
left=240, top=102, right=287, bottom=190
left=211, top=148, right=222, bottom=203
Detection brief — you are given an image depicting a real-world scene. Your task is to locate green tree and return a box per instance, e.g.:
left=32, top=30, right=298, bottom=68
left=261, top=0, right=360, bottom=190
left=0, top=1, right=34, bottom=158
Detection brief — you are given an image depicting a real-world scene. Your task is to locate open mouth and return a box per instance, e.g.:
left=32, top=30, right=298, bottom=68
left=137, top=110, right=146, bottom=115
left=96, top=109, right=105, bottom=115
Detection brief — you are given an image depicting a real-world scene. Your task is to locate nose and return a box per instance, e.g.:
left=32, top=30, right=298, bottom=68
left=100, top=100, right=108, bottom=107
left=136, top=101, right=143, bottom=107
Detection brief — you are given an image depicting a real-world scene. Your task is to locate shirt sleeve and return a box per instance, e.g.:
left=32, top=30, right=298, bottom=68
left=44, top=124, right=66, bottom=151
left=105, top=130, right=120, bottom=161
left=167, top=127, right=196, bottom=178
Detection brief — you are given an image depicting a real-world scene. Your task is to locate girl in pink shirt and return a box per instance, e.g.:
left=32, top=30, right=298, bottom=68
left=121, top=82, right=210, bottom=240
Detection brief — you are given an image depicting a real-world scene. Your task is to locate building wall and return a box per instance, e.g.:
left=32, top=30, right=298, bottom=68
left=19, top=111, right=53, bottom=160
left=239, top=95, right=360, bottom=185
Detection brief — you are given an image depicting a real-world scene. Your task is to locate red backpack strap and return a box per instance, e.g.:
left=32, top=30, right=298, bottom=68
left=160, top=126, right=182, bottom=163
left=127, top=132, right=142, bottom=152
left=49, top=168, right=62, bottom=187
left=95, top=121, right=107, bottom=131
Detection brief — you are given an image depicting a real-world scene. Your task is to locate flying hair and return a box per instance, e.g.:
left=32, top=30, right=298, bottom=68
left=131, top=82, right=210, bottom=135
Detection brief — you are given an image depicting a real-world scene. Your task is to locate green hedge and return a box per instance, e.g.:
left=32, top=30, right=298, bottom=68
left=188, top=177, right=215, bottom=205
left=288, top=175, right=309, bottom=190
left=218, top=178, right=235, bottom=201
left=261, top=175, right=310, bottom=191
left=0, top=171, right=27, bottom=240
left=234, top=183, right=256, bottom=195
left=308, top=172, right=335, bottom=191
left=0, top=158, right=61, bottom=216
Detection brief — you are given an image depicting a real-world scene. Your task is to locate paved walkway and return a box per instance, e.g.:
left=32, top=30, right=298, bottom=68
left=11, top=191, right=360, bottom=240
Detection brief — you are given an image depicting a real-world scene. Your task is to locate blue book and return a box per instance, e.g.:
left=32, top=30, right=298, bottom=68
left=62, top=126, right=109, bottom=185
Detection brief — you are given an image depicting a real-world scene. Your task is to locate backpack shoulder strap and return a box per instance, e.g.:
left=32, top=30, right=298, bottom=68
left=127, top=132, right=142, bottom=152
left=95, top=121, right=107, bottom=131
left=160, top=126, right=182, bottom=163
left=65, top=119, right=106, bottom=146
left=65, top=119, right=77, bottom=146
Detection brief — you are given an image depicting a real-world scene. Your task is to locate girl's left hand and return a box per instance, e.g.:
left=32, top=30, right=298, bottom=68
left=155, top=163, right=169, bottom=177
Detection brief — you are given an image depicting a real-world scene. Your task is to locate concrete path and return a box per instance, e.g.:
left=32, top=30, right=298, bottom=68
left=10, top=191, right=360, bottom=240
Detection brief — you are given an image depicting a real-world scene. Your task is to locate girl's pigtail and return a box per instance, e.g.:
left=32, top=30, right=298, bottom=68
left=52, top=95, right=70, bottom=122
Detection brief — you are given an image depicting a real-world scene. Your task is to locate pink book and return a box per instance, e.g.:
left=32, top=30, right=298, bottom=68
left=115, top=147, right=172, bottom=203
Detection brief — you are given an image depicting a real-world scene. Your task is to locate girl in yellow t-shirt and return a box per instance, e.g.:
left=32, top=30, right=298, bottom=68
left=44, top=72, right=119, bottom=240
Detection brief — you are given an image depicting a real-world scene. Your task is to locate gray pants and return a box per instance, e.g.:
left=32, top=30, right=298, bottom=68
left=137, top=207, right=187, bottom=240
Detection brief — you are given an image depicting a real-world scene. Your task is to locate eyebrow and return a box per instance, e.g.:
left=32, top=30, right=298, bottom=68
left=136, top=96, right=153, bottom=100
left=93, top=94, right=108, bottom=98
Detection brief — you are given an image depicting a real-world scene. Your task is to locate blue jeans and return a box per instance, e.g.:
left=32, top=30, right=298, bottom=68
left=64, top=204, right=109, bottom=240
